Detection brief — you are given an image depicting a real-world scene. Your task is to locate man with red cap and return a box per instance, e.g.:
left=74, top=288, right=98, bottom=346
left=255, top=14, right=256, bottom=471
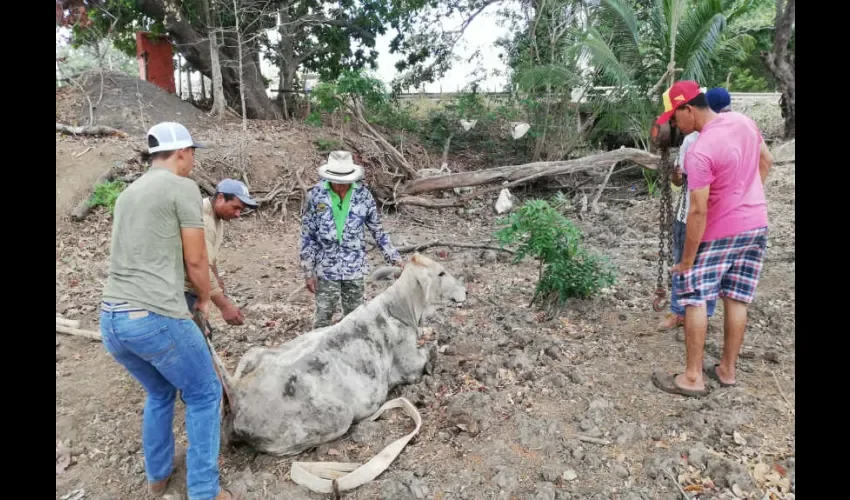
left=651, top=81, right=774, bottom=397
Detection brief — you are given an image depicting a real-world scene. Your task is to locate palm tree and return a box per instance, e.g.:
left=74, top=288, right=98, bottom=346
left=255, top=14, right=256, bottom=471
left=574, top=0, right=761, bottom=146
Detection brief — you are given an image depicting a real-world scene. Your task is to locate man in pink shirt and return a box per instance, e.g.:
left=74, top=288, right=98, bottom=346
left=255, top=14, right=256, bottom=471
left=651, top=81, right=774, bottom=397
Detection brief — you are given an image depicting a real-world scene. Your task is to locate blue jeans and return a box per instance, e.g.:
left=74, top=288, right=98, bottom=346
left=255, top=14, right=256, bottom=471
left=671, top=221, right=716, bottom=317
left=100, top=303, right=222, bottom=500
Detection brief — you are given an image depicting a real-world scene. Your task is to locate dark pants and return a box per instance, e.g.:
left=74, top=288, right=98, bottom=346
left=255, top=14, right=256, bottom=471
left=184, top=292, right=214, bottom=341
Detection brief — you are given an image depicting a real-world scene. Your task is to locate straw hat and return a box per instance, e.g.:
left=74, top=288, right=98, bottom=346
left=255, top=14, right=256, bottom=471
left=317, top=151, right=364, bottom=184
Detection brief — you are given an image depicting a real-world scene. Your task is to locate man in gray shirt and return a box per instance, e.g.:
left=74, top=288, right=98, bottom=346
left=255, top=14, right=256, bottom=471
left=100, top=122, right=242, bottom=500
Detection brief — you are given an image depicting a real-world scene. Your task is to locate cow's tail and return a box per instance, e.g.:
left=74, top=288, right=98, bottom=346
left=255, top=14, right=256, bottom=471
left=205, top=336, right=237, bottom=413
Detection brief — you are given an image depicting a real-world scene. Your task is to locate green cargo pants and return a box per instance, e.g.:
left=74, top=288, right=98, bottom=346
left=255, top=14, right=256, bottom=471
left=314, top=278, right=365, bottom=329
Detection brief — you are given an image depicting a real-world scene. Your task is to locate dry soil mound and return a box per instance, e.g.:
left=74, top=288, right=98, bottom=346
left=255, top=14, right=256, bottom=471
left=56, top=70, right=211, bottom=136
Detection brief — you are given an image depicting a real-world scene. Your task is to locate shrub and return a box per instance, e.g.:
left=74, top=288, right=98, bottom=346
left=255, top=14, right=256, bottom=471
left=495, top=199, right=616, bottom=308
left=88, top=180, right=125, bottom=214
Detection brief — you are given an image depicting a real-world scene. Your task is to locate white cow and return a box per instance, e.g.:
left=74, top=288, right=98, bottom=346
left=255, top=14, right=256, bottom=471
left=213, top=253, right=467, bottom=456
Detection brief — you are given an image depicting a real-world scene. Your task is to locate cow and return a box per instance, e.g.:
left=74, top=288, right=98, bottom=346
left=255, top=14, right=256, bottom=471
left=212, top=253, right=467, bottom=456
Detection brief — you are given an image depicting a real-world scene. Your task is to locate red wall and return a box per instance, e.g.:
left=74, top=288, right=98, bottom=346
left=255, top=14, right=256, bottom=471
left=136, top=32, right=175, bottom=94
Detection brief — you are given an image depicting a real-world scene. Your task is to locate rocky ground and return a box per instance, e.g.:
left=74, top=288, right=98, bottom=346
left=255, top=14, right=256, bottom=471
left=56, top=80, right=794, bottom=500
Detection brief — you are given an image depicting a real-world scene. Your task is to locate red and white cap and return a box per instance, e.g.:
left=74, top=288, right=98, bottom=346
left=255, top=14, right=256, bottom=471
left=655, top=80, right=704, bottom=124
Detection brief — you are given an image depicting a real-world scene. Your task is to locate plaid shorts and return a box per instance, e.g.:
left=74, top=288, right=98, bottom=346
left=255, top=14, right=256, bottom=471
left=677, top=226, right=768, bottom=307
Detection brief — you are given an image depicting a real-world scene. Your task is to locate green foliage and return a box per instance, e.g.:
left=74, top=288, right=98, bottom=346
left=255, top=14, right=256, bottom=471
left=88, top=180, right=126, bottom=214
left=305, top=112, right=325, bottom=128
left=495, top=199, right=616, bottom=307
left=642, top=168, right=659, bottom=197
left=314, top=138, right=340, bottom=151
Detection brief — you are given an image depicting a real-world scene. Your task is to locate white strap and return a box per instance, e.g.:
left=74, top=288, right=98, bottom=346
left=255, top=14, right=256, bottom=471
left=290, top=397, right=422, bottom=494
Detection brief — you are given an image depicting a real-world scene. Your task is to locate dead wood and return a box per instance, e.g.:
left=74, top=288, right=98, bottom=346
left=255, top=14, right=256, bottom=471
left=56, top=123, right=127, bottom=137
left=70, top=166, right=122, bottom=221
left=397, top=240, right=514, bottom=254
left=56, top=325, right=101, bottom=341
left=56, top=317, right=81, bottom=329
left=401, top=148, right=658, bottom=197
left=395, top=196, right=465, bottom=209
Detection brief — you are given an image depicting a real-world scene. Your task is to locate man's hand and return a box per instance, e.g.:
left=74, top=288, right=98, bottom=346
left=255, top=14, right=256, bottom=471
left=193, top=297, right=210, bottom=318
left=305, top=276, right=318, bottom=294
left=220, top=302, right=244, bottom=326
left=670, top=261, right=693, bottom=274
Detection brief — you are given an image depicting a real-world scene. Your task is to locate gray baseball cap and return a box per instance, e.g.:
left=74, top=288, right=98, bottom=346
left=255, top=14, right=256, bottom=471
left=215, top=178, right=258, bottom=207
left=147, top=122, right=205, bottom=153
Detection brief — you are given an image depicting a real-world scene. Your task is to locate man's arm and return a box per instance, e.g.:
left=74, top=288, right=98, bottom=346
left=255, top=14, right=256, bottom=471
left=177, top=182, right=211, bottom=316
left=758, top=140, right=773, bottom=185
left=680, top=186, right=709, bottom=269
left=363, top=189, right=402, bottom=265
left=182, top=228, right=211, bottom=314
left=300, top=189, right=319, bottom=292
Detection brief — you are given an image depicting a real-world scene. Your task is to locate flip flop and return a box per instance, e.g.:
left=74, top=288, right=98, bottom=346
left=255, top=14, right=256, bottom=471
left=651, top=371, right=709, bottom=398
left=702, top=360, right=737, bottom=387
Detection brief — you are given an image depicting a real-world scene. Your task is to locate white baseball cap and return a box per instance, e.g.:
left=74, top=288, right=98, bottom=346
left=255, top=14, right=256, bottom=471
left=146, top=122, right=205, bottom=153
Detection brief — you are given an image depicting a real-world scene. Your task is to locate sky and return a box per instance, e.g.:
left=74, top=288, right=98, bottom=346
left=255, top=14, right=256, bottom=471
left=57, top=5, right=515, bottom=95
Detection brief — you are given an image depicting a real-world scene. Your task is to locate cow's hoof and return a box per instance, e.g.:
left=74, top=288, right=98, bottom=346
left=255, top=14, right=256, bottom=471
left=424, top=345, right=438, bottom=375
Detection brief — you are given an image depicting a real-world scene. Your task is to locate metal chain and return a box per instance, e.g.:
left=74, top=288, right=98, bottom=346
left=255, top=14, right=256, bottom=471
left=653, top=147, right=675, bottom=310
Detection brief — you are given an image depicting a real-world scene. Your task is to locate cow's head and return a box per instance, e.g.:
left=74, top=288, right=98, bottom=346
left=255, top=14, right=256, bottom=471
left=407, top=253, right=467, bottom=305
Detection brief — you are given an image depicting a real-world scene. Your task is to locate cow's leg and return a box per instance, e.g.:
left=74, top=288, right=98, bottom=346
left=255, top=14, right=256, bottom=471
left=314, top=279, right=341, bottom=329
left=423, top=344, right=438, bottom=375
left=340, top=278, right=365, bottom=317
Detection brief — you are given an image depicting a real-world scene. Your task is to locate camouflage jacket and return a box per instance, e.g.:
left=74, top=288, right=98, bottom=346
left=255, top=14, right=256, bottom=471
left=300, top=181, right=401, bottom=281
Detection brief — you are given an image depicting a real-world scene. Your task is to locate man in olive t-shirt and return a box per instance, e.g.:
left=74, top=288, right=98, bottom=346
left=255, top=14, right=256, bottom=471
left=99, top=122, right=243, bottom=500
left=102, top=166, right=206, bottom=317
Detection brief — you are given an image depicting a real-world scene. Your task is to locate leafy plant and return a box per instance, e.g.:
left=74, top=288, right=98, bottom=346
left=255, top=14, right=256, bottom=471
left=88, top=180, right=125, bottom=214
left=643, top=168, right=659, bottom=197
left=314, top=138, right=340, bottom=151
left=495, top=199, right=616, bottom=308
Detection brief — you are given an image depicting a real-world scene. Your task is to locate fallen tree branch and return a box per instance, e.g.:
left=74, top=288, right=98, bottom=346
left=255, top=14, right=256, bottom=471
left=56, top=123, right=127, bottom=137
left=395, top=196, right=464, bottom=208
left=401, top=148, right=659, bottom=196
left=56, top=325, right=101, bottom=341
left=397, top=240, right=514, bottom=254
left=592, top=160, right=619, bottom=213
left=56, top=317, right=81, bottom=329
left=70, top=165, right=123, bottom=221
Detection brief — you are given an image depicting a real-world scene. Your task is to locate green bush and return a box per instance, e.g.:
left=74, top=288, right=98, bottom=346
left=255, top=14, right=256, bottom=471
left=314, top=138, right=340, bottom=152
left=495, top=199, right=616, bottom=307
left=88, top=180, right=125, bottom=214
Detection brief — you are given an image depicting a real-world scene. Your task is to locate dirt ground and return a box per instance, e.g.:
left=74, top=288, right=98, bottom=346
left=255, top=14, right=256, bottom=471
left=56, top=84, right=795, bottom=500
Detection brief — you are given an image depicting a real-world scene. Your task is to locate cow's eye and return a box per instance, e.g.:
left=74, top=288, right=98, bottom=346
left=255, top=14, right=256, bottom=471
left=438, top=271, right=446, bottom=277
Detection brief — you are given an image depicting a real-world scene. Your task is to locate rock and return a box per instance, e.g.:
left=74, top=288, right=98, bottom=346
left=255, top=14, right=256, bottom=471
left=406, top=477, right=429, bottom=499
left=687, top=444, right=709, bottom=469
left=494, top=467, right=519, bottom=492
left=447, top=392, right=493, bottom=436
left=615, top=423, right=646, bottom=445
left=535, top=482, right=557, bottom=500
left=379, top=479, right=411, bottom=500
left=580, top=419, right=595, bottom=432
left=481, top=250, right=498, bottom=263
left=540, top=465, right=562, bottom=482
left=562, top=468, right=578, bottom=482
left=572, top=447, right=585, bottom=461
left=763, top=350, right=780, bottom=363
left=351, top=420, right=384, bottom=445
left=588, top=399, right=610, bottom=412
left=612, top=462, right=630, bottom=479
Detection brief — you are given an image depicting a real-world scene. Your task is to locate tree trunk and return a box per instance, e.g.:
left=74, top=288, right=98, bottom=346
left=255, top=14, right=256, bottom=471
left=762, top=0, right=795, bottom=139
left=202, top=0, right=226, bottom=118
left=176, top=55, right=182, bottom=98
left=401, top=148, right=659, bottom=196
left=137, top=0, right=281, bottom=120
left=233, top=0, right=248, bottom=131
left=277, top=6, right=297, bottom=119
left=200, top=73, right=207, bottom=99
left=186, top=64, right=194, bottom=103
